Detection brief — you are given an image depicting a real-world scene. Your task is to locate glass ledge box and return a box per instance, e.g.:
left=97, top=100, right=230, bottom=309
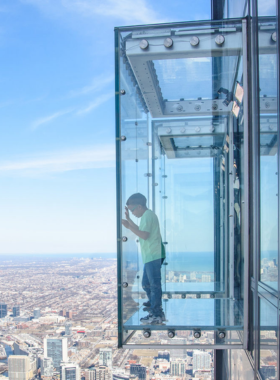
left=115, top=17, right=278, bottom=348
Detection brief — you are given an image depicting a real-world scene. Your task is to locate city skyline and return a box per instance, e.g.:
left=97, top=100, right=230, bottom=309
left=0, top=256, right=216, bottom=380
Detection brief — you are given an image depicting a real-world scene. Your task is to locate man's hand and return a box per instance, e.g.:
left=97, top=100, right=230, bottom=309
left=122, top=219, right=130, bottom=229
left=125, top=206, right=131, bottom=222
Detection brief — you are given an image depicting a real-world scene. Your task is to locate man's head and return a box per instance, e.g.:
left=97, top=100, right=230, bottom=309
left=126, top=193, right=147, bottom=218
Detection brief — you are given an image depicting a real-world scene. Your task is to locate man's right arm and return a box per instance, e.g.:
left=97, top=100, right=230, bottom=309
left=121, top=219, right=150, bottom=240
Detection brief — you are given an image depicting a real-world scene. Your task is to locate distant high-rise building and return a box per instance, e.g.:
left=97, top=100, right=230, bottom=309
left=158, top=351, right=170, bottom=362
left=60, top=362, right=80, bottom=380
left=85, top=366, right=111, bottom=380
left=34, top=308, right=40, bottom=319
left=190, top=272, right=196, bottom=280
left=193, top=351, right=211, bottom=372
left=179, top=274, right=186, bottom=282
left=44, top=337, right=68, bottom=369
left=130, top=364, right=146, bottom=380
left=170, top=359, right=185, bottom=376
left=65, top=322, right=72, bottom=336
left=99, top=348, right=112, bottom=368
left=40, top=357, right=54, bottom=377
left=168, top=271, right=174, bottom=281
left=8, top=355, right=30, bottom=380
left=0, top=304, right=7, bottom=318
left=13, top=306, right=20, bottom=317
left=60, top=310, right=66, bottom=317
left=202, top=275, right=211, bottom=282
left=66, top=311, right=72, bottom=319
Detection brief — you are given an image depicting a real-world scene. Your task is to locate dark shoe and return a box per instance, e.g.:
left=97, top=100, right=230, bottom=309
left=140, top=313, right=153, bottom=322
left=147, top=315, right=163, bottom=325
left=143, top=301, right=151, bottom=307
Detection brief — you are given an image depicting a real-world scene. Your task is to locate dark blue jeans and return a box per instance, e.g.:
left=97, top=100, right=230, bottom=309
left=142, top=258, right=162, bottom=317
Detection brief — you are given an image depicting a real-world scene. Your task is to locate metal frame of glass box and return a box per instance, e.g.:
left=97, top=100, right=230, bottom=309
left=115, top=16, right=278, bottom=350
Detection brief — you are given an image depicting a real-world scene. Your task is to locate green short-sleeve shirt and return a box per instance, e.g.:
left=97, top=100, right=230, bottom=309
left=139, top=209, right=165, bottom=264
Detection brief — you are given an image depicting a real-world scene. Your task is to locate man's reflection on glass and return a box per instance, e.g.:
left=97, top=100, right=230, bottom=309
left=122, top=193, right=166, bottom=325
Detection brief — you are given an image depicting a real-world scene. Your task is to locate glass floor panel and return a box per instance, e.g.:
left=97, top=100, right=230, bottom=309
left=132, top=282, right=224, bottom=294
left=124, top=299, right=243, bottom=330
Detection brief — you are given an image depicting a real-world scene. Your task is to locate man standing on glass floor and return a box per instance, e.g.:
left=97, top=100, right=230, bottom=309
left=122, top=193, right=166, bottom=325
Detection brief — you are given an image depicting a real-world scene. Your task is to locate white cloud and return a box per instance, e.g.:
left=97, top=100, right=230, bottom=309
left=32, top=109, right=73, bottom=129
left=68, top=74, right=114, bottom=98
left=0, top=145, right=115, bottom=176
left=31, top=89, right=113, bottom=129
left=65, top=0, right=165, bottom=24
left=20, top=0, right=164, bottom=24
left=76, top=92, right=113, bottom=115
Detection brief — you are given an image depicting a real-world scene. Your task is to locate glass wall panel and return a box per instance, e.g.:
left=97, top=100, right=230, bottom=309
left=258, top=16, right=278, bottom=290
left=230, top=349, right=255, bottom=379
left=259, top=298, right=277, bottom=379
left=119, top=40, right=149, bottom=329
left=224, top=0, right=248, bottom=18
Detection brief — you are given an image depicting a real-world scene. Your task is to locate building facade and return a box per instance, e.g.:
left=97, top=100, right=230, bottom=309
left=193, top=351, right=211, bottom=373
left=213, top=2, right=280, bottom=380
left=170, top=359, right=185, bottom=376
left=60, top=361, right=80, bottom=380
left=99, top=348, right=112, bottom=368
left=65, top=322, right=72, bottom=336
left=85, top=366, right=111, bottom=380
left=8, top=356, right=31, bottom=380
left=12, top=306, right=20, bottom=317
left=129, top=365, right=146, bottom=380
left=33, top=308, right=40, bottom=319
left=0, top=304, right=7, bottom=318
left=66, top=311, right=72, bottom=319
left=40, top=357, right=54, bottom=377
left=43, top=337, right=68, bottom=370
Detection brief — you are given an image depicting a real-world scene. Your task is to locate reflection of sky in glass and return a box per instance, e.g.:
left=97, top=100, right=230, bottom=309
left=260, top=298, right=277, bottom=328
left=154, top=58, right=212, bottom=100
left=173, top=136, right=213, bottom=148
left=259, top=54, right=277, bottom=97
left=260, top=132, right=278, bottom=290
left=164, top=158, right=214, bottom=253
left=260, top=155, right=278, bottom=252
left=258, top=0, right=276, bottom=16
left=227, top=0, right=247, bottom=18
left=154, top=55, right=240, bottom=101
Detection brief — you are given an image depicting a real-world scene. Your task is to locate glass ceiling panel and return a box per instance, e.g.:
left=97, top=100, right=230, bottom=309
left=173, top=136, right=223, bottom=149
left=153, top=55, right=239, bottom=101
left=153, top=58, right=212, bottom=101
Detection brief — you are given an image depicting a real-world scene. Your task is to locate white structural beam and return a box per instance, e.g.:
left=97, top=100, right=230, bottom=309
left=125, top=29, right=277, bottom=118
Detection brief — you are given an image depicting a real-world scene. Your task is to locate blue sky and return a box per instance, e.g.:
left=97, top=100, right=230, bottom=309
left=0, top=0, right=211, bottom=254
left=0, top=0, right=277, bottom=255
